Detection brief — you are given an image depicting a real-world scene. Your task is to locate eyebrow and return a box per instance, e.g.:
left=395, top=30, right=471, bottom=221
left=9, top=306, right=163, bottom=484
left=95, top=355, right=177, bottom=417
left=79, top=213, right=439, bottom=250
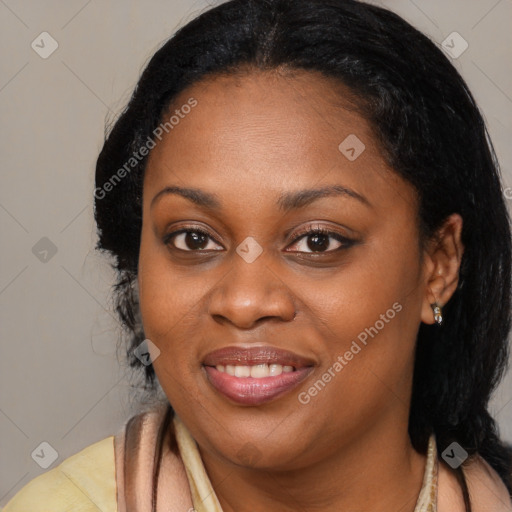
left=150, top=184, right=371, bottom=211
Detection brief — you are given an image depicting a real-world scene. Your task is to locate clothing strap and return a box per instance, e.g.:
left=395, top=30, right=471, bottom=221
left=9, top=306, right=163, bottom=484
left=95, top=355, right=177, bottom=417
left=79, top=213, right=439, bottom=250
left=414, top=434, right=439, bottom=511
left=113, top=404, right=194, bottom=512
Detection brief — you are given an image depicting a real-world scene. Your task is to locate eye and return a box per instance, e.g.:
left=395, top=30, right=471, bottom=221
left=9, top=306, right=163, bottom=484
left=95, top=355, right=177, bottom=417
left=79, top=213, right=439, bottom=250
left=164, top=228, right=223, bottom=252
left=164, top=225, right=355, bottom=254
left=286, top=225, right=355, bottom=253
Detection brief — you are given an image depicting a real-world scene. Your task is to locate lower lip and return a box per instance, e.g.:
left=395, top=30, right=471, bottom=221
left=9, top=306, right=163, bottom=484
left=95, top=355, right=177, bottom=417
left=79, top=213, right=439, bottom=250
left=203, top=366, right=313, bottom=405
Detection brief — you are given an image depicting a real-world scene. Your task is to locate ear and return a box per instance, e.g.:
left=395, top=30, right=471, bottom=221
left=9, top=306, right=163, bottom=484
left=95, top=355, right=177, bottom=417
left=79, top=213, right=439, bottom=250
left=421, top=213, right=464, bottom=325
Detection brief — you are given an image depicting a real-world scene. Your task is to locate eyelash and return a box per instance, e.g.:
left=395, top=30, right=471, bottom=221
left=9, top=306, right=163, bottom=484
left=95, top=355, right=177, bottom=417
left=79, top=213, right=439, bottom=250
left=291, top=225, right=352, bottom=249
left=163, top=225, right=355, bottom=254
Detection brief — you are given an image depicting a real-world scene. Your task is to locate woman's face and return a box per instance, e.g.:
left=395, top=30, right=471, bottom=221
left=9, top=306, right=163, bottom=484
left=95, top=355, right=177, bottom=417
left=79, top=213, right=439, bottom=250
left=138, top=69, right=430, bottom=470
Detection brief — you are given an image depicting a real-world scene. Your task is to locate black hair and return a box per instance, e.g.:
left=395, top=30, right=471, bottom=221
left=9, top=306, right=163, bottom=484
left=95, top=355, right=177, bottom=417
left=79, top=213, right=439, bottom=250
left=94, top=0, right=512, bottom=507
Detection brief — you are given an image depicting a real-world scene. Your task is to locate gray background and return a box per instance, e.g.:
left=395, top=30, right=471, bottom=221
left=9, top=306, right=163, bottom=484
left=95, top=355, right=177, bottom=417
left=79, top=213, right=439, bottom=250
left=1, top=0, right=511, bottom=505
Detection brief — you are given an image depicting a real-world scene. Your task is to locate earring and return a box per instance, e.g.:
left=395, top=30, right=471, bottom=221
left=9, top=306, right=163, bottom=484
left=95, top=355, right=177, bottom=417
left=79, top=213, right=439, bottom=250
left=431, top=302, right=443, bottom=325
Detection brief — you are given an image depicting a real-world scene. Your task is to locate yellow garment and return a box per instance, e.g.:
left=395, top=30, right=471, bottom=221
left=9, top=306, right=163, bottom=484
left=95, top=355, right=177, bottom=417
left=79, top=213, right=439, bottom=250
left=4, top=409, right=511, bottom=511
left=2, top=436, right=117, bottom=512
left=2, top=414, right=436, bottom=512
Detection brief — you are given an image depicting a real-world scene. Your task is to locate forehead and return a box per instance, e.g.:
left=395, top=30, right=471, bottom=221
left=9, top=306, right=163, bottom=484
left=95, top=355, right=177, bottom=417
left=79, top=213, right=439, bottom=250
left=144, top=69, right=416, bottom=213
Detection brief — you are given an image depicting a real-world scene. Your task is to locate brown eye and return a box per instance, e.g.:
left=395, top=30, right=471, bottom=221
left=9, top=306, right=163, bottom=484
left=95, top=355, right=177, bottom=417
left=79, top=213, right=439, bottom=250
left=286, top=227, right=355, bottom=253
left=165, top=229, right=223, bottom=252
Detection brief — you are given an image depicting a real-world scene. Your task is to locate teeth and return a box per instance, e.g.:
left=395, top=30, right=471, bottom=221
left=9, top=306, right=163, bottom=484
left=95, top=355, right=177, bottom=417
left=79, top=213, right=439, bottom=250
left=269, top=364, right=282, bottom=376
left=215, top=363, right=296, bottom=378
left=251, top=364, right=269, bottom=378
left=234, top=366, right=251, bottom=378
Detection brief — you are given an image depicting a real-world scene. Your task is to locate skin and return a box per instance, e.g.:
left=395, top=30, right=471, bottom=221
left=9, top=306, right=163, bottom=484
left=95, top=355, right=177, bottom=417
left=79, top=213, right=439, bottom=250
left=138, top=68, right=464, bottom=512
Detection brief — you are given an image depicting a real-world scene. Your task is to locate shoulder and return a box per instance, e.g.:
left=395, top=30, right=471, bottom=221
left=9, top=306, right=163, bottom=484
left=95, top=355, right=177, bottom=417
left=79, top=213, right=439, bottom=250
left=438, top=453, right=512, bottom=512
left=3, top=436, right=117, bottom=512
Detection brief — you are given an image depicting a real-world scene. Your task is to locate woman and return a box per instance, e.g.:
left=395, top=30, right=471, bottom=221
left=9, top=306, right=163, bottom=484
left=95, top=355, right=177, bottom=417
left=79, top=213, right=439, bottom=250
left=4, top=0, right=512, bottom=510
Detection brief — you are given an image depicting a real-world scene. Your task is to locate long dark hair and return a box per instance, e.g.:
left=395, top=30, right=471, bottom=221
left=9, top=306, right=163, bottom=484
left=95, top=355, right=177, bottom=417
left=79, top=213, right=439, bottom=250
left=94, top=0, right=512, bottom=506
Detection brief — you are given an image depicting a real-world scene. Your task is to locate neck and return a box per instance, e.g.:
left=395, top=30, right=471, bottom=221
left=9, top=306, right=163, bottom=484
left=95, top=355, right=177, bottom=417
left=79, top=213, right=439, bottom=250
left=198, top=413, right=427, bottom=512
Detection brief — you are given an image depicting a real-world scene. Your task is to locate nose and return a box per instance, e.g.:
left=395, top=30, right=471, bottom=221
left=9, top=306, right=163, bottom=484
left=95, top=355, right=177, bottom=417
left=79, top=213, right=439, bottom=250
left=207, top=255, right=296, bottom=330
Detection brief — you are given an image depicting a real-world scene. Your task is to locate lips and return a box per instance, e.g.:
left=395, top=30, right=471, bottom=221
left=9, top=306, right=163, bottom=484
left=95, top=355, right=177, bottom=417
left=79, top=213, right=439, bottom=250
left=203, top=346, right=315, bottom=405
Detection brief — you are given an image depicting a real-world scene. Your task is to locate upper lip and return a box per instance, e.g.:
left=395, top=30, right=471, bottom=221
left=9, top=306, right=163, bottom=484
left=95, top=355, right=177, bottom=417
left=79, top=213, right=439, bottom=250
left=203, top=346, right=315, bottom=368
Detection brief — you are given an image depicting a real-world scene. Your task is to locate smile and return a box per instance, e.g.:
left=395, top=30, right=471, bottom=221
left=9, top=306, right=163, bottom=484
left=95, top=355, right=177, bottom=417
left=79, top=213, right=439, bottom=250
left=202, top=346, right=315, bottom=405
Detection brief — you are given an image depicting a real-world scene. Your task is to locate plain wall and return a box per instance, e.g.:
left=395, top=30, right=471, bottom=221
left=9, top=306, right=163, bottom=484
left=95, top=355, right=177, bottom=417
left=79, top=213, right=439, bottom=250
left=1, top=0, right=511, bottom=504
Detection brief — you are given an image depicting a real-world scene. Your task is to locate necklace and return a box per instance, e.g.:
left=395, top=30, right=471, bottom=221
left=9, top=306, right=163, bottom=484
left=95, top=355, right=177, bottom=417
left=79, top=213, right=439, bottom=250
left=174, top=417, right=438, bottom=512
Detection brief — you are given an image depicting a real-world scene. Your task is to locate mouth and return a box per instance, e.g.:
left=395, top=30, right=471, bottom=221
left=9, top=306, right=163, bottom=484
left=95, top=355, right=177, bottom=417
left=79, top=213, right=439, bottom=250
left=202, top=346, right=315, bottom=406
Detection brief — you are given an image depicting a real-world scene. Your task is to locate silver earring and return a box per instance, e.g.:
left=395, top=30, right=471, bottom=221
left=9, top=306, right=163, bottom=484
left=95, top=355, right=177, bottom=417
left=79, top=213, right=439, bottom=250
left=431, top=302, right=443, bottom=325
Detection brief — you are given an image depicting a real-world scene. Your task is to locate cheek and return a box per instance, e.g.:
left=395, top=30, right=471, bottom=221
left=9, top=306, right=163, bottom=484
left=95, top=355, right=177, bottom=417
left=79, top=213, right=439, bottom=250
left=137, top=230, right=205, bottom=348
left=300, top=234, right=421, bottom=343
left=319, top=233, right=422, bottom=399
left=137, top=237, right=208, bottom=407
